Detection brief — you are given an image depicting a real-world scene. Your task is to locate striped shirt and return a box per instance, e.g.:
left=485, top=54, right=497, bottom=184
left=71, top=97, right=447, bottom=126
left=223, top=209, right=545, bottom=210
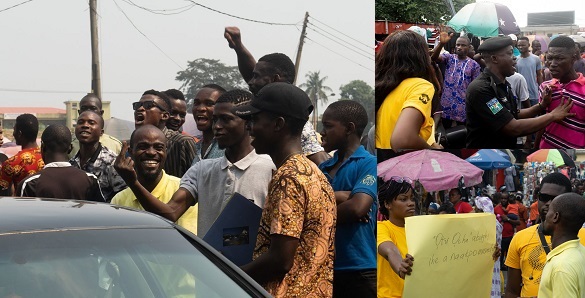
left=163, top=127, right=197, bottom=178
left=539, top=73, right=585, bottom=148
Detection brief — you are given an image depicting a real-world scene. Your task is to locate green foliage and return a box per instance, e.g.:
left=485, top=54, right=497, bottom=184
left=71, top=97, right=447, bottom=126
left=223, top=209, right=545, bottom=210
left=339, top=80, right=375, bottom=128
left=375, top=0, right=474, bottom=24
left=175, top=58, right=247, bottom=109
left=299, top=71, right=333, bottom=129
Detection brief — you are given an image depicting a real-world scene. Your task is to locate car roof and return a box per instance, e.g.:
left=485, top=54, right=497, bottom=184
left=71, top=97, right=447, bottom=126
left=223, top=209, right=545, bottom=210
left=0, top=197, right=174, bottom=234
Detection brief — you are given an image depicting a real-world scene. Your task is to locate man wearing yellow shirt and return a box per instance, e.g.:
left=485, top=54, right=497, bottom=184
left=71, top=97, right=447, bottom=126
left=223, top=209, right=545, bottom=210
left=111, top=125, right=197, bottom=234
left=505, top=173, right=585, bottom=298
left=538, top=192, right=585, bottom=298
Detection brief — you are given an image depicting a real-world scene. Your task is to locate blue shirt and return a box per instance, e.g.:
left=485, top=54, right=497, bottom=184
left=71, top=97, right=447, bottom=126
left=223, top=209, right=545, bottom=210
left=319, top=146, right=377, bottom=271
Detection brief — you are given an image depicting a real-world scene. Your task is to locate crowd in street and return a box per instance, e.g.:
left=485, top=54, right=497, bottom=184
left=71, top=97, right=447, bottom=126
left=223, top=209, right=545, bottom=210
left=377, top=170, right=585, bottom=298
left=0, top=27, right=378, bottom=298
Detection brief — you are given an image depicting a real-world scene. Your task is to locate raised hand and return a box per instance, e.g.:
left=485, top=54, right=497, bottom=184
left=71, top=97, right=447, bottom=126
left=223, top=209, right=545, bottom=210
left=224, top=26, right=242, bottom=49
left=439, top=32, right=453, bottom=45
left=114, top=141, right=137, bottom=185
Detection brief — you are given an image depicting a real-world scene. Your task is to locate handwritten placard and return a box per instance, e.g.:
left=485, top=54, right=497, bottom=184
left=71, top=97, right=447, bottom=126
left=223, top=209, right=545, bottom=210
left=403, top=213, right=496, bottom=298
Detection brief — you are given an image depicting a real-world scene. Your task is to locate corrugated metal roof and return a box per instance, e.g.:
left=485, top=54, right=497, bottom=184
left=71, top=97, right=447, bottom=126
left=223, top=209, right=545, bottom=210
left=0, top=107, right=66, bottom=114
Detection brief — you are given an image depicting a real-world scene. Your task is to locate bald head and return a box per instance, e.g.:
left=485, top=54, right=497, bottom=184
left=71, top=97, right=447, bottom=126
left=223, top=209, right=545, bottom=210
left=550, top=193, right=585, bottom=234
left=130, top=124, right=166, bottom=150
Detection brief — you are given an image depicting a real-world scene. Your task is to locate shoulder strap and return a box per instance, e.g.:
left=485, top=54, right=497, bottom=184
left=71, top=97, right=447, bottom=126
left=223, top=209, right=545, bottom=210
left=537, top=224, right=551, bottom=254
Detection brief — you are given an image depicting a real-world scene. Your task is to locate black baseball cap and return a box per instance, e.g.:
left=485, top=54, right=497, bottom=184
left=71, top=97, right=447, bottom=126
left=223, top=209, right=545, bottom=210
left=477, top=36, right=514, bottom=53
left=231, top=82, right=313, bottom=120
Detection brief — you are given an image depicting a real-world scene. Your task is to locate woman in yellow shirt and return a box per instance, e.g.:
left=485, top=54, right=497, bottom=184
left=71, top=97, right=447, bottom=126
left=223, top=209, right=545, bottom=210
left=375, top=30, right=442, bottom=161
left=377, top=177, right=417, bottom=298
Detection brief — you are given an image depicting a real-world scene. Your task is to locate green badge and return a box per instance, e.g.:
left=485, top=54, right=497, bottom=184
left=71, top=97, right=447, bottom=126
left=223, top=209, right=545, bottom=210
left=486, top=98, right=503, bottom=115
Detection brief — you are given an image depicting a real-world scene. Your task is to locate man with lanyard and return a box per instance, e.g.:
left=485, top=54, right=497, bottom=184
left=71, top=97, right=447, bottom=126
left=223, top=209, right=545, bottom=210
left=466, top=36, right=574, bottom=148
left=504, top=173, right=585, bottom=298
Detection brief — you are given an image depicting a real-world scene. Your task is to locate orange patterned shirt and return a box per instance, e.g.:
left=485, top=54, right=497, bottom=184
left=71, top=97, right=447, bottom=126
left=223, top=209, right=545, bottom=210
left=0, top=147, right=44, bottom=191
left=253, top=154, right=336, bottom=297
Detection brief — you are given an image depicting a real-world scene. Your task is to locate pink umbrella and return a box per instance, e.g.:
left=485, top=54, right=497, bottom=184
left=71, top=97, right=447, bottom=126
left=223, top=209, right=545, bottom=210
left=377, top=150, right=484, bottom=192
left=526, top=35, right=550, bottom=52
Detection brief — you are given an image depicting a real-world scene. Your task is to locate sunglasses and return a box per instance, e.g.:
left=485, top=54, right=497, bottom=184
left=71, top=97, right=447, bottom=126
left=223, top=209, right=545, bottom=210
left=538, top=193, right=556, bottom=203
left=390, top=176, right=413, bottom=185
left=132, top=101, right=167, bottom=112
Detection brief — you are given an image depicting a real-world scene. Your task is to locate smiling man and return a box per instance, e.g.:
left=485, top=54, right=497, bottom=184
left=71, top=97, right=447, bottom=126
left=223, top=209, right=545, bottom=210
left=538, top=36, right=585, bottom=149
left=69, top=94, right=123, bottom=159
left=191, top=84, right=226, bottom=164
left=116, top=89, right=274, bottom=237
left=133, top=89, right=196, bottom=178
left=163, top=89, right=187, bottom=132
left=70, top=111, right=126, bottom=202
left=466, top=36, right=574, bottom=148
left=111, top=124, right=197, bottom=234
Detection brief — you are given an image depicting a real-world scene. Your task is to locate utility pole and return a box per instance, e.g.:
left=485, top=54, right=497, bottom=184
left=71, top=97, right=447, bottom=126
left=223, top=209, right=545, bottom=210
left=90, top=0, right=101, bottom=99
left=293, top=12, right=309, bottom=85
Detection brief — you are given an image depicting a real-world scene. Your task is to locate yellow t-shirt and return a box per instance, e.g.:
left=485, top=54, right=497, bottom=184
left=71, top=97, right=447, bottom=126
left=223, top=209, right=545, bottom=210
left=377, top=220, right=408, bottom=298
left=376, top=77, right=435, bottom=149
left=505, top=225, right=585, bottom=297
left=111, top=171, right=198, bottom=235
left=538, top=239, right=585, bottom=298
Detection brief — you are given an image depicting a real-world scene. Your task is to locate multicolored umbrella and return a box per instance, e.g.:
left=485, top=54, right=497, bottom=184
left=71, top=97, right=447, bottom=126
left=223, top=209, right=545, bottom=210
left=447, top=2, right=520, bottom=37
left=465, top=149, right=512, bottom=170
left=527, top=149, right=575, bottom=168
left=377, top=150, right=484, bottom=192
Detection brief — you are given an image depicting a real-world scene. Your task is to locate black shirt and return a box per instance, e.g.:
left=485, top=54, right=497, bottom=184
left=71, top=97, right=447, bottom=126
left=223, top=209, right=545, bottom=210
left=466, top=68, right=518, bottom=148
left=17, top=162, right=106, bottom=202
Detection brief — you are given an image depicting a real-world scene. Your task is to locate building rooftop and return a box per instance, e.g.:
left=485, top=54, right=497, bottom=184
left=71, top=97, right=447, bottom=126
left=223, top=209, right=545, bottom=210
left=0, top=107, right=66, bottom=114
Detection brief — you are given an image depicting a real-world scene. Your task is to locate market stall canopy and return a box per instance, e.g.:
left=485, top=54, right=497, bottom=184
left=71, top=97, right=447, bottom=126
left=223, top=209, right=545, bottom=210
left=377, top=150, right=483, bottom=192
left=527, top=149, right=575, bottom=168
left=447, top=2, right=520, bottom=37
left=465, top=149, right=512, bottom=170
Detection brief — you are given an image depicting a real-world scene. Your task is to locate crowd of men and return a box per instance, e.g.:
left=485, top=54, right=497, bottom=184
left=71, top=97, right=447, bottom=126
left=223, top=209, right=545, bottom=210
left=0, top=27, right=377, bottom=298
left=431, top=31, right=585, bottom=149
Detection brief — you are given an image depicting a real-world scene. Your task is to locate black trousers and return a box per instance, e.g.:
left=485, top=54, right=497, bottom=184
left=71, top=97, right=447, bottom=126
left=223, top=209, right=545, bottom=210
left=333, top=269, right=376, bottom=298
left=501, top=236, right=513, bottom=271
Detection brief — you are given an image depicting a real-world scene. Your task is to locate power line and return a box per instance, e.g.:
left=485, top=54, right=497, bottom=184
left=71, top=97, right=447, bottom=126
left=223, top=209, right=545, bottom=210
left=0, top=0, right=34, bottom=14
left=112, top=0, right=184, bottom=70
left=184, top=0, right=298, bottom=26
left=121, top=0, right=196, bottom=15
left=307, top=23, right=374, bottom=61
left=0, top=88, right=141, bottom=94
left=309, top=16, right=372, bottom=49
left=304, top=36, right=374, bottom=73
left=308, top=21, right=373, bottom=54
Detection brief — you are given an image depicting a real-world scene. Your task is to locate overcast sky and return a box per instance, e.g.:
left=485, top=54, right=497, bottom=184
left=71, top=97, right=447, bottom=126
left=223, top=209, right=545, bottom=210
left=0, top=0, right=374, bottom=121
left=477, top=0, right=585, bottom=27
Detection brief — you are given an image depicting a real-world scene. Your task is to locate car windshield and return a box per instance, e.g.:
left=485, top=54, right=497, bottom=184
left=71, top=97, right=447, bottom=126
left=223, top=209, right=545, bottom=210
left=0, top=228, right=255, bottom=298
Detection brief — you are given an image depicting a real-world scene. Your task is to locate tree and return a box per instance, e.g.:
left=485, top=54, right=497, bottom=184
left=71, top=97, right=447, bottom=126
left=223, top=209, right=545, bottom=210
left=175, top=58, right=247, bottom=109
left=375, top=0, right=474, bottom=24
left=299, top=71, right=333, bottom=130
left=339, top=80, right=374, bottom=135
